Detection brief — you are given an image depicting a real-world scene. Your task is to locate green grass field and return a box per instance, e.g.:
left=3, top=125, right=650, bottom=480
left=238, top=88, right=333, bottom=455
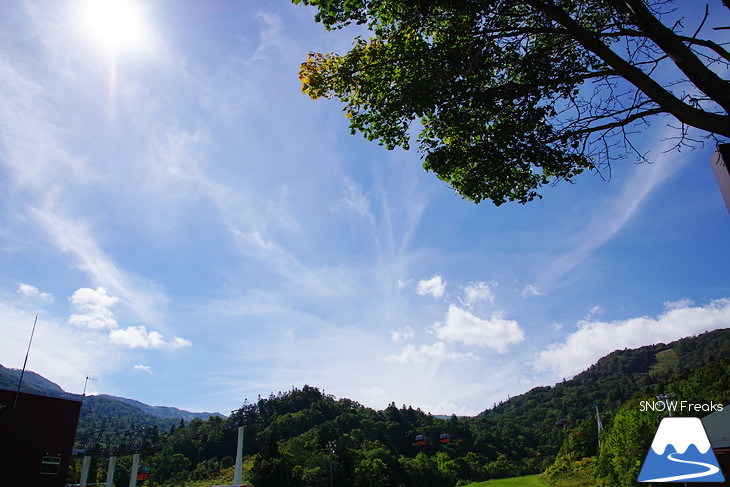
left=463, top=474, right=546, bottom=487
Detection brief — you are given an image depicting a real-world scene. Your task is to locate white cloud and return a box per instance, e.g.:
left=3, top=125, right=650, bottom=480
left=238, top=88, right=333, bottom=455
left=68, top=287, right=119, bottom=329
left=67, top=287, right=190, bottom=351
left=534, top=298, right=730, bottom=377
left=432, top=305, right=525, bottom=353
left=417, top=275, right=445, bottom=298
left=664, top=298, right=694, bottom=311
left=170, top=336, right=193, bottom=348
left=522, top=284, right=541, bottom=298
left=16, top=283, right=52, bottom=300
left=109, top=325, right=191, bottom=349
left=385, top=341, right=477, bottom=363
left=390, top=326, right=415, bottom=342
left=460, top=281, right=496, bottom=308
left=133, top=364, right=153, bottom=374
left=584, top=305, right=604, bottom=321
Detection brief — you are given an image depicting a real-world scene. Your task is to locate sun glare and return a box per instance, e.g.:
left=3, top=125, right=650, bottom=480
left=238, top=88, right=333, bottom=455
left=77, top=0, right=149, bottom=53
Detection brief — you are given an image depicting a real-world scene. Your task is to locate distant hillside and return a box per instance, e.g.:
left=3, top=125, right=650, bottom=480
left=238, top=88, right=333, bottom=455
left=76, top=394, right=180, bottom=438
left=0, top=364, right=70, bottom=398
left=0, top=364, right=223, bottom=437
left=96, top=394, right=224, bottom=422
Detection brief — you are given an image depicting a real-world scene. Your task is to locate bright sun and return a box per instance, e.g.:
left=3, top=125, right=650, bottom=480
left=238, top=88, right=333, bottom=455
left=77, top=0, right=149, bottom=53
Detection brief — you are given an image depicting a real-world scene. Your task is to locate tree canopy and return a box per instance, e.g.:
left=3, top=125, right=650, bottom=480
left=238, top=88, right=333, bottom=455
left=295, top=0, right=730, bottom=205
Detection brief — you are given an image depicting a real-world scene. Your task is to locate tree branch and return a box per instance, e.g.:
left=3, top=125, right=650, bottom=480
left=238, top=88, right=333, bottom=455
left=526, top=0, right=730, bottom=137
left=609, top=0, right=730, bottom=111
left=677, top=36, right=730, bottom=64
left=552, top=106, right=667, bottom=142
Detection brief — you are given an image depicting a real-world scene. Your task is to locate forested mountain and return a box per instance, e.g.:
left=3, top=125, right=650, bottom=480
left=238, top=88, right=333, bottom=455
left=74, top=395, right=224, bottom=441
left=8, top=328, right=730, bottom=486
left=543, top=354, right=730, bottom=487
left=474, top=328, right=730, bottom=471
left=483, top=327, right=730, bottom=423
left=76, top=395, right=185, bottom=439
left=106, top=326, right=729, bottom=487
left=0, top=364, right=223, bottom=438
left=0, top=363, right=69, bottom=397
left=94, top=395, right=224, bottom=422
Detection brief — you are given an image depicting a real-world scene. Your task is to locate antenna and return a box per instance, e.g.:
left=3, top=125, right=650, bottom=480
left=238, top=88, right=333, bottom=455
left=83, top=376, right=97, bottom=396
left=13, top=314, right=38, bottom=410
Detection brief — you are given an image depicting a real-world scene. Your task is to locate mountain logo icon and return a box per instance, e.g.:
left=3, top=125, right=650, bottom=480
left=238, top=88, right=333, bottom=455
left=638, top=417, right=726, bottom=482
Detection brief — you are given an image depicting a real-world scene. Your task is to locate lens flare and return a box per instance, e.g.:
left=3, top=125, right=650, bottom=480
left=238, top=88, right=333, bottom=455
left=77, top=0, right=149, bottom=53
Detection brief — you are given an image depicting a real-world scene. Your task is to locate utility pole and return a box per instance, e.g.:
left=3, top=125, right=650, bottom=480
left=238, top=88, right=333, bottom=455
left=595, top=404, right=603, bottom=450
left=105, top=431, right=123, bottom=487
left=105, top=455, right=117, bottom=487
left=129, top=453, right=140, bottom=487
left=327, top=441, right=335, bottom=487
left=555, top=418, right=570, bottom=461
left=233, top=424, right=244, bottom=486
left=79, top=455, right=92, bottom=487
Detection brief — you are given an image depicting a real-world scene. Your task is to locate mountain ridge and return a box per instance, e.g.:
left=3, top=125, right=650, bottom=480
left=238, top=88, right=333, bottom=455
left=95, top=394, right=224, bottom=421
left=0, top=363, right=68, bottom=397
left=0, top=364, right=223, bottom=424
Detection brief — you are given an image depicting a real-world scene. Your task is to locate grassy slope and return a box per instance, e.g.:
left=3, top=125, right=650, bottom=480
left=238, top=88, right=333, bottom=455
left=464, top=474, right=546, bottom=487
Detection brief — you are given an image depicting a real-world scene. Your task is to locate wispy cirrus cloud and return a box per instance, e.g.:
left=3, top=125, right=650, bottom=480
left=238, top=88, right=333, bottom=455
left=536, top=134, right=690, bottom=292
left=1, top=37, right=171, bottom=326
left=336, top=178, right=372, bottom=218
left=250, top=11, right=287, bottom=63
left=30, top=204, right=167, bottom=326
left=0, top=54, right=88, bottom=195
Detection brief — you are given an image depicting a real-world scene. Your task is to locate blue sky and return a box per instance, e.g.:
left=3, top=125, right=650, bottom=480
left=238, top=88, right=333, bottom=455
left=1, top=0, right=729, bottom=416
